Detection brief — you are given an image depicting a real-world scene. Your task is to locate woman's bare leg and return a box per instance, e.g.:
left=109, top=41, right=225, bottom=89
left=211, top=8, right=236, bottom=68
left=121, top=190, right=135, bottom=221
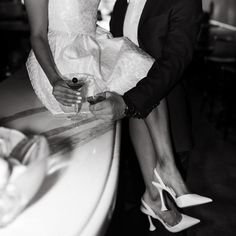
left=129, top=115, right=182, bottom=226
left=144, top=99, right=188, bottom=196
left=129, top=117, right=158, bottom=200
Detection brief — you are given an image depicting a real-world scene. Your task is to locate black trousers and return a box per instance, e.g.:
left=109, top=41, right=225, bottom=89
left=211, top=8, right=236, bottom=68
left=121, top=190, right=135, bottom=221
left=175, top=151, right=190, bottom=181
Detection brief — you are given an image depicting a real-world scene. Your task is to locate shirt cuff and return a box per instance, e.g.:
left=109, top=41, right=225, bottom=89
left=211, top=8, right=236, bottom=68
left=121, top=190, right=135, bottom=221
left=122, top=94, right=142, bottom=118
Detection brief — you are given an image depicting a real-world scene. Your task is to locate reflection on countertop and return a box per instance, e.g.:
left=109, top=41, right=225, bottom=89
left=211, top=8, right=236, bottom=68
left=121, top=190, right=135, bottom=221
left=0, top=67, right=120, bottom=236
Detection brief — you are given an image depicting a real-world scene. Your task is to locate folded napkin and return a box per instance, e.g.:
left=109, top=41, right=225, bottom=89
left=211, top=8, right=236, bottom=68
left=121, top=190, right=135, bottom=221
left=0, top=127, right=49, bottom=227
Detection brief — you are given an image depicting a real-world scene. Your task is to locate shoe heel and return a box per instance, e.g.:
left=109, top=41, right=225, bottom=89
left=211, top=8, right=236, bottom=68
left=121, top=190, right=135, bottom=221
left=141, top=198, right=200, bottom=233
left=159, top=189, right=168, bottom=211
left=152, top=181, right=168, bottom=211
left=147, top=215, right=156, bottom=231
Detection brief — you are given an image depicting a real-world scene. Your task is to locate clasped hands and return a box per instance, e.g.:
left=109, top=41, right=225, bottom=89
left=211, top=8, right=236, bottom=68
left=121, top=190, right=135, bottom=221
left=52, top=79, right=126, bottom=121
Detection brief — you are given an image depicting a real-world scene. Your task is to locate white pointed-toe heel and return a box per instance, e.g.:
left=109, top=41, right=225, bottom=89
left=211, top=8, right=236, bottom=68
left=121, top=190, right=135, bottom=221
left=152, top=168, right=213, bottom=209
left=140, top=199, right=200, bottom=233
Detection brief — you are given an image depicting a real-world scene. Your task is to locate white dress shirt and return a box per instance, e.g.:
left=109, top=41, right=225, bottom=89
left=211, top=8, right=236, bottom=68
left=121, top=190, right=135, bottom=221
left=123, top=0, right=147, bottom=46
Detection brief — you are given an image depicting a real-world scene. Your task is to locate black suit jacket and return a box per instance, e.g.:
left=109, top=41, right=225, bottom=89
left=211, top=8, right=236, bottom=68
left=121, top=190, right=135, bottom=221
left=110, top=0, right=202, bottom=152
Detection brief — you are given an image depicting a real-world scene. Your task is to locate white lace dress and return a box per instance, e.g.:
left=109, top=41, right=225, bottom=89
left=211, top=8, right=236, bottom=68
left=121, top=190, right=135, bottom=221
left=26, top=0, right=154, bottom=115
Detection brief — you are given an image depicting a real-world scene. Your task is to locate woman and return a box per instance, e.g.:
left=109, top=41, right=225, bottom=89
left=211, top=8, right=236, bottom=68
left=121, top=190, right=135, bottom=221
left=23, top=0, right=212, bottom=232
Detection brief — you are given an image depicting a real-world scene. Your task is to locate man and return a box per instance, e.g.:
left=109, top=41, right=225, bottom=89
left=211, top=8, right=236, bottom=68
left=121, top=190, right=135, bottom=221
left=90, top=0, right=202, bottom=174
left=90, top=0, right=203, bottom=234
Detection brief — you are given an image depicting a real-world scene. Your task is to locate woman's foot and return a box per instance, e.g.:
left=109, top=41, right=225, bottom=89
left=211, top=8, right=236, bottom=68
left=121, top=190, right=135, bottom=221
left=152, top=168, right=213, bottom=208
left=143, top=191, right=182, bottom=227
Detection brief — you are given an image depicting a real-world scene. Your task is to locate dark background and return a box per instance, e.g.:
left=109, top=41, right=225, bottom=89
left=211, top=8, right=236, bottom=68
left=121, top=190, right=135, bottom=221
left=203, top=0, right=236, bottom=26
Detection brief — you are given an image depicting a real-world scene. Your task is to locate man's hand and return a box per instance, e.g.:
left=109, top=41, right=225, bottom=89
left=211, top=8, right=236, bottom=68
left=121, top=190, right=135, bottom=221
left=89, top=91, right=126, bottom=121
left=52, top=79, right=81, bottom=107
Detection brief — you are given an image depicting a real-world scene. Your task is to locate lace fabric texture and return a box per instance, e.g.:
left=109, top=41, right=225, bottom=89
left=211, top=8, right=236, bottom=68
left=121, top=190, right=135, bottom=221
left=26, top=0, right=154, bottom=114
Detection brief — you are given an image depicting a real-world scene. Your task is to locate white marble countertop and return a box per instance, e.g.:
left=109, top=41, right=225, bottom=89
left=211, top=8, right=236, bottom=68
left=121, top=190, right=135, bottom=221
left=0, top=68, right=120, bottom=236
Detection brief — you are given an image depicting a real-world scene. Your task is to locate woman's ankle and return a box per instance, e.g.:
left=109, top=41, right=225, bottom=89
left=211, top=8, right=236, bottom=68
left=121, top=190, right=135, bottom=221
left=143, top=191, right=162, bottom=216
left=143, top=190, right=161, bottom=206
left=153, top=166, right=189, bottom=196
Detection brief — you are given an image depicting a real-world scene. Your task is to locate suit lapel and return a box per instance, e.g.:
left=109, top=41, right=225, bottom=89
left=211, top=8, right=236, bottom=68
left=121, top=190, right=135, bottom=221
left=138, top=0, right=157, bottom=30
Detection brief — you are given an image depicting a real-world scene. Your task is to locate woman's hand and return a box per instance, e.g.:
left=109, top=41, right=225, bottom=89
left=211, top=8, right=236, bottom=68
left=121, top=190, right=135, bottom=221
left=52, top=80, right=82, bottom=107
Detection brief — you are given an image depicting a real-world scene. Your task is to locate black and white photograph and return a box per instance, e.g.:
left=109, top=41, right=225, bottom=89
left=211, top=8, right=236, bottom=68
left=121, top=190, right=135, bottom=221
left=0, top=0, right=235, bottom=235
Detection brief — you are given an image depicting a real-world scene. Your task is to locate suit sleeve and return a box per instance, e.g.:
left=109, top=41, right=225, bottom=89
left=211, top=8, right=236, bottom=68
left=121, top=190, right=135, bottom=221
left=123, top=0, right=202, bottom=118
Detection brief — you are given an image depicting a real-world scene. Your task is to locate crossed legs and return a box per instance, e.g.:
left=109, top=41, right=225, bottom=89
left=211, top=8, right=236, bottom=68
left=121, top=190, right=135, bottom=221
left=129, top=99, right=189, bottom=225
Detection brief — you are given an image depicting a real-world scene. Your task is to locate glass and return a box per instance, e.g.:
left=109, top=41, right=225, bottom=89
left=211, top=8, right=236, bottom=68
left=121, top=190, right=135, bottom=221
left=64, top=73, right=93, bottom=115
left=87, top=92, right=106, bottom=105
left=62, top=73, right=107, bottom=120
left=66, top=77, right=85, bottom=114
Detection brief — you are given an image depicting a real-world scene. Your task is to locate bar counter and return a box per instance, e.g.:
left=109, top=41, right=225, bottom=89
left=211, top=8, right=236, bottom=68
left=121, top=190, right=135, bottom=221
left=0, top=68, right=120, bottom=236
